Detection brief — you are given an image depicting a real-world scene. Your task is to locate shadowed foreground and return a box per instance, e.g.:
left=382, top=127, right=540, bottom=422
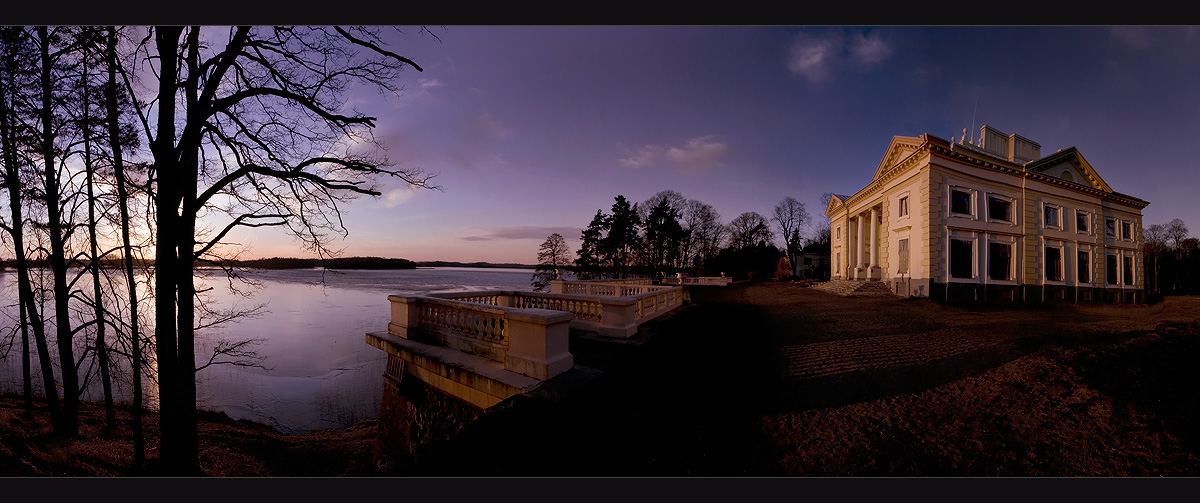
left=3, top=282, right=1199, bottom=476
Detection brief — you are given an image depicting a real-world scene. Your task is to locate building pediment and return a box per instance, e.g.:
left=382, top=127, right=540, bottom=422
left=873, top=136, right=924, bottom=181
left=824, top=193, right=849, bottom=217
left=1026, top=147, right=1113, bottom=193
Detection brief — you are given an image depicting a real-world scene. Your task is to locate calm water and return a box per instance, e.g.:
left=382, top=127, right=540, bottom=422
left=0, top=267, right=535, bottom=433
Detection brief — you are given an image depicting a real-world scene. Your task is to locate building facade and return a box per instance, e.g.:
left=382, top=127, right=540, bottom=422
left=825, top=125, right=1149, bottom=304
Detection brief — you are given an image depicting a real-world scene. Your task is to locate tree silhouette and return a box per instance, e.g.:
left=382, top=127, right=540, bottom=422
left=134, top=26, right=436, bottom=474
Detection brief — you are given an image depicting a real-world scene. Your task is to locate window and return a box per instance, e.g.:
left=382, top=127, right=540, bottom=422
left=950, top=189, right=972, bottom=216
left=804, top=257, right=813, bottom=266
left=1061, top=170, right=1074, bottom=183
left=897, top=238, right=910, bottom=274
left=1123, top=256, right=1134, bottom=286
left=950, top=238, right=973, bottom=279
left=1107, top=254, right=1119, bottom=285
left=1078, top=250, right=1090, bottom=283
left=1076, top=210, right=1090, bottom=233
left=1045, top=245, right=1063, bottom=281
left=836, top=253, right=840, bottom=273
left=989, top=242, right=1011, bottom=281
left=1106, top=218, right=1117, bottom=238
left=1044, top=204, right=1061, bottom=229
left=836, top=226, right=841, bottom=240
left=988, top=196, right=1012, bottom=223
left=898, top=196, right=909, bottom=218
left=1122, top=221, right=1132, bottom=240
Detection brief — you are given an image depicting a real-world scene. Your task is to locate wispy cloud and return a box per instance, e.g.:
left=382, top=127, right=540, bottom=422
left=384, top=185, right=422, bottom=207
left=459, top=226, right=581, bottom=241
left=619, top=135, right=729, bottom=172
left=850, top=31, right=892, bottom=64
left=787, top=28, right=893, bottom=83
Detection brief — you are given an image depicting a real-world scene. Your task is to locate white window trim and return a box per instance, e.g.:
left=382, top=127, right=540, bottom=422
left=1120, top=220, right=1134, bottom=242
left=948, top=186, right=976, bottom=219
left=986, top=193, right=1016, bottom=224
left=1043, top=239, right=1066, bottom=284
left=1075, top=210, right=1092, bottom=236
left=896, top=192, right=911, bottom=221
left=1077, top=245, right=1093, bottom=286
left=1043, top=202, right=1063, bottom=230
left=986, top=238, right=1017, bottom=283
left=947, top=230, right=978, bottom=282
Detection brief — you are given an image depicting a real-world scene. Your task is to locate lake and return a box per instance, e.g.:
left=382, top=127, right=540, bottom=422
left=0, top=266, right=537, bottom=433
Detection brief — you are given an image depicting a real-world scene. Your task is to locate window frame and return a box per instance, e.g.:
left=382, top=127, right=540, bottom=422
left=897, top=238, right=910, bottom=275
left=1044, top=242, right=1064, bottom=282
left=1076, top=209, right=1091, bottom=235
left=1105, top=218, right=1117, bottom=238
left=1123, top=255, right=1135, bottom=286
left=1106, top=253, right=1119, bottom=285
left=988, top=241, right=1013, bottom=281
left=1043, top=203, right=1062, bottom=230
left=986, top=194, right=1014, bottom=224
left=1121, top=220, right=1133, bottom=241
left=949, top=236, right=975, bottom=280
left=897, top=194, right=910, bottom=219
left=1077, top=248, right=1091, bottom=284
left=949, top=187, right=975, bottom=218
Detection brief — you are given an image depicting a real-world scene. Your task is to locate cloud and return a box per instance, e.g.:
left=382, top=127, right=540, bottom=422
left=787, top=32, right=839, bottom=83
left=619, top=136, right=728, bottom=172
left=787, top=29, right=892, bottom=83
left=384, top=185, right=422, bottom=207
left=419, top=78, right=443, bottom=89
left=618, top=145, right=664, bottom=168
left=665, top=136, right=729, bottom=170
left=459, top=226, right=581, bottom=241
left=850, top=31, right=892, bottom=64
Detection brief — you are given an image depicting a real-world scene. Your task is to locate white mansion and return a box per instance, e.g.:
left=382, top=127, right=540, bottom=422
left=825, top=125, right=1149, bottom=304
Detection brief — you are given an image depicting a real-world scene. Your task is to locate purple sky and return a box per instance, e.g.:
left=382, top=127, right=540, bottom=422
left=242, top=26, right=1200, bottom=264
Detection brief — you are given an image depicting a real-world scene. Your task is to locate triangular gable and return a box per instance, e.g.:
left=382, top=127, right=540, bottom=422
left=1026, top=147, right=1113, bottom=193
left=824, top=193, right=848, bottom=218
left=873, top=136, right=924, bottom=181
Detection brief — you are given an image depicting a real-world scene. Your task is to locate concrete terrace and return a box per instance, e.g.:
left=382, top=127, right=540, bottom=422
left=388, top=282, right=1200, bottom=476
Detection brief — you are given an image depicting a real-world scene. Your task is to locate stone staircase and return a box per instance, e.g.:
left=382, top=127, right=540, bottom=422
left=811, top=279, right=897, bottom=297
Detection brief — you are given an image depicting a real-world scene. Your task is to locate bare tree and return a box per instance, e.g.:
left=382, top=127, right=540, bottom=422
left=683, top=199, right=722, bottom=273
left=727, top=211, right=773, bottom=251
left=0, top=26, right=60, bottom=420
left=1164, top=218, right=1190, bottom=291
left=532, top=232, right=570, bottom=291
left=772, top=196, right=810, bottom=277
left=130, top=26, right=435, bottom=474
left=1144, top=223, right=1167, bottom=294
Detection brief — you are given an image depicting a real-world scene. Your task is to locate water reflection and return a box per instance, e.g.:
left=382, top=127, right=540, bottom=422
left=0, top=267, right=534, bottom=433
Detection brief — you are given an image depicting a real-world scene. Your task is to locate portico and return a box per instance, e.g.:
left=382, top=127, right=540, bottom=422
left=845, top=204, right=882, bottom=280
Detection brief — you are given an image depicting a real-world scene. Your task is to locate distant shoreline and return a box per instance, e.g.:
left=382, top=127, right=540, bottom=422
left=0, top=257, right=537, bottom=271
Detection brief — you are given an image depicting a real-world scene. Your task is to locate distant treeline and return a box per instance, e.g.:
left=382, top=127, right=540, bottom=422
left=414, top=261, right=535, bottom=269
left=232, top=256, right=418, bottom=270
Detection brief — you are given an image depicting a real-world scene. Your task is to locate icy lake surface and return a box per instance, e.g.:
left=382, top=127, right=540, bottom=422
left=0, top=267, right=535, bottom=433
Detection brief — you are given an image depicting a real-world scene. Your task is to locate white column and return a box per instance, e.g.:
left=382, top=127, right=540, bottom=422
left=857, top=213, right=866, bottom=272
left=870, top=207, right=879, bottom=268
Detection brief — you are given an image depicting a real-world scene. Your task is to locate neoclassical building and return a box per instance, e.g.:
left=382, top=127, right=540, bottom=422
left=825, top=125, right=1149, bottom=304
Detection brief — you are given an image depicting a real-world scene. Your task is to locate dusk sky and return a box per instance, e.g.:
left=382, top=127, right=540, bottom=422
left=240, top=26, right=1200, bottom=265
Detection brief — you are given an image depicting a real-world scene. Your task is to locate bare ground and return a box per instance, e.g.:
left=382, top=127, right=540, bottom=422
left=3, top=282, right=1199, bottom=476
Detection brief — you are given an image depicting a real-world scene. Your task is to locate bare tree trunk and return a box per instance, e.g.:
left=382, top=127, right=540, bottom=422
left=0, top=28, right=57, bottom=419
left=105, top=24, right=144, bottom=467
left=36, top=26, right=79, bottom=435
left=151, top=25, right=189, bottom=474
left=80, top=45, right=116, bottom=431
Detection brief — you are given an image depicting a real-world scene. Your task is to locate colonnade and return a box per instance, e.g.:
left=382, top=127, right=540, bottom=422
left=844, top=205, right=880, bottom=280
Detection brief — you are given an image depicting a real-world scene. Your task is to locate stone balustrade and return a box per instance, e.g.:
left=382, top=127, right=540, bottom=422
left=661, top=276, right=733, bottom=286
left=384, top=294, right=574, bottom=380
left=433, top=284, right=687, bottom=339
